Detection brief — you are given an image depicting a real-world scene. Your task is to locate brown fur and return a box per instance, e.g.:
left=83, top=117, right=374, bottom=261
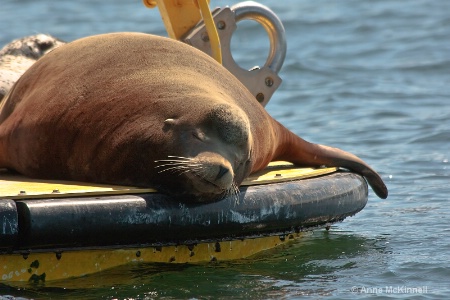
left=0, top=32, right=387, bottom=201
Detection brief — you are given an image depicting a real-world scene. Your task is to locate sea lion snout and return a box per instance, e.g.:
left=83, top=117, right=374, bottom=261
left=180, top=153, right=236, bottom=202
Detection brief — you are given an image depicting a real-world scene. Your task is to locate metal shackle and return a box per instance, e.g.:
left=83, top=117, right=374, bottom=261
left=231, top=1, right=286, bottom=74
left=184, top=1, right=287, bottom=106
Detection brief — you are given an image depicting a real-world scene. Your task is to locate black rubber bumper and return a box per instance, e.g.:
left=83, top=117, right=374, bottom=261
left=0, top=200, right=18, bottom=250
left=5, top=172, right=367, bottom=251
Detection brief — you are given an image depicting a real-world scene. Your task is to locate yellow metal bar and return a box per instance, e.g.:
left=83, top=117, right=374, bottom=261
left=195, top=0, right=222, bottom=63
left=143, top=0, right=204, bottom=40
left=0, top=233, right=306, bottom=282
left=143, top=0, right=222, bottom=64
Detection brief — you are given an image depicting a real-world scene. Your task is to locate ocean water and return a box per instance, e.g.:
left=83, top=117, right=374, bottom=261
left=1, top=0, right=449, bottom=299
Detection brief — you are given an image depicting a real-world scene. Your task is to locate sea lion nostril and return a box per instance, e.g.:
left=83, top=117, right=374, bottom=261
left=216, top=165, right=229, bottom=180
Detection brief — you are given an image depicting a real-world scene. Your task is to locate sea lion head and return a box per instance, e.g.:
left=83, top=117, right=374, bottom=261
left=155, top=103, right=252, bottom=202
left=0, top=34, right=65, bottom=59
left=0, top=34, right=65, bottom=100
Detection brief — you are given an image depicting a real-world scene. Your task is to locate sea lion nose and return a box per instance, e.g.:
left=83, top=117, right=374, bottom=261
left=216, top=165, right=230, bottom=180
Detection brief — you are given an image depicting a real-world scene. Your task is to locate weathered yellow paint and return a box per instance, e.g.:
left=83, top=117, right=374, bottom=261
left=244, top=163, right=337, bottom=186
left=1, top=233, right=306, bottom=282
left=143, top=0, right=207, bottom=40
left=196, top=0, right=222, bottom=63
left=0, top=169, right=156, bottom=200
left=0, top=163, right=336, bottom=199
left=144, top=0, right=222, bottom=63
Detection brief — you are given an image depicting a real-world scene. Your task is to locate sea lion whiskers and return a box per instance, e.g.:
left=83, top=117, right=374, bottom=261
left=224, top=181, right=241, bottom=204
left=154, top=155, right=197, bottom=165
left=156, top=165, right=201, bottom=175
left=154, top=156, right=202, bottom=175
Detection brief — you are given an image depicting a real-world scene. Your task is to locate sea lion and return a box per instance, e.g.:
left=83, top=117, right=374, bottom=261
left=0, top=34, right=65, bottom=100
left=0, top=32, right=388, bottom=202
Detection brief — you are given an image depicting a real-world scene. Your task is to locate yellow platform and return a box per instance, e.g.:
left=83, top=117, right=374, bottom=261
left=1, top=233, right=306, bottom=282
left=0, top=162, right=337, bottom=200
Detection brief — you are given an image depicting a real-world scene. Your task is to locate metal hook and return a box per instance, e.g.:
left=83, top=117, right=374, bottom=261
left=231, top=1, right=286, bottom=74
left=184, top=1, right=287, bottom=106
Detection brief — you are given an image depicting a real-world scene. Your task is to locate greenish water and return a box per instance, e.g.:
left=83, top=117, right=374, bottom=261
left=1, top=0, right=449, bottom=299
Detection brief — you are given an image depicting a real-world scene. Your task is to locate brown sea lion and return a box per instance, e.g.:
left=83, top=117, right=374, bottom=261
left=0, top=34, right=65, bottom=100
left=0, top=32, right=387, bottom=202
